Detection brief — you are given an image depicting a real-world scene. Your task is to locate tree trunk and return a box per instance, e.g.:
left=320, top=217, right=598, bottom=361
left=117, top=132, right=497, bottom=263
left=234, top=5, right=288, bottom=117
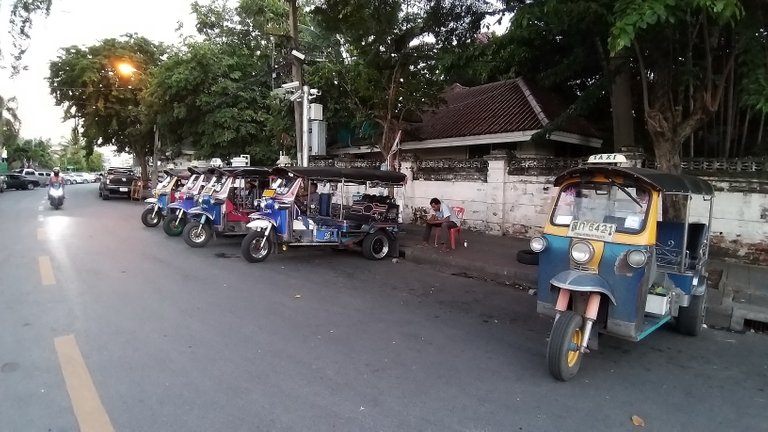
left=756, top=111, right=766, bottom=155
left=724, top=62, right=735, bottom=157
left=609, top=53, right=635, bottom=151
left=739, top=108, right=751, bottom=157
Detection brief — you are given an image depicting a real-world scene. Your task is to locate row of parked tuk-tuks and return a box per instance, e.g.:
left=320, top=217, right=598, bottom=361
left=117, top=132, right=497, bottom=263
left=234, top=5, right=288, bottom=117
left=140, top=165, right=407, bottom=264
left=140, top=154, right=715, bottom=382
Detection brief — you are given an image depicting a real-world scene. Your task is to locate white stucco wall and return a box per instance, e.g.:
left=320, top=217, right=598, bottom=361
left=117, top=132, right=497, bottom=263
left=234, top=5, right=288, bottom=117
left=397, top=159, right=768, bottom=263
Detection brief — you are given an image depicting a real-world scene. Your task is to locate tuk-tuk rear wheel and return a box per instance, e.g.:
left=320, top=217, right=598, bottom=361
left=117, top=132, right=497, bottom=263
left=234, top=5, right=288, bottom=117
left=241, top=230, right=273, bottom=263
left=362, top=231, right=389, bottom=260
left=676, top=289, right=707, bottom=336
left=547, top=311, right=585, bottom=381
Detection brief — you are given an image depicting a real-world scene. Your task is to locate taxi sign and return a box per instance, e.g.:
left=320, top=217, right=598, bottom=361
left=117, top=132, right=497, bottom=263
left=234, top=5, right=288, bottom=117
left=586, top=153, right=628, bottom=164
left=263, top=189, right=276, bottom=198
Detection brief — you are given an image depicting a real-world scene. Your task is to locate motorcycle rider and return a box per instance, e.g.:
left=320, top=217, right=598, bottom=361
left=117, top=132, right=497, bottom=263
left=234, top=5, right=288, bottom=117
left=49, top=167, right=65, bottom=198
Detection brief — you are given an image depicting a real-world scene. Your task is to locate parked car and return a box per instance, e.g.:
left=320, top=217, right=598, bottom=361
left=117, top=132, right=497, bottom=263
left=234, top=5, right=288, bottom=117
left=0, top=175, right=6, bottom=193
left=80, top=172, right=97, bottom=183
left=14, top=168, right=51, bottom=186
left=5, top=173, right=40, bottom=190
left=99, top=167, right=138, bottom=200
left=67, top=173, right=87, bottom=184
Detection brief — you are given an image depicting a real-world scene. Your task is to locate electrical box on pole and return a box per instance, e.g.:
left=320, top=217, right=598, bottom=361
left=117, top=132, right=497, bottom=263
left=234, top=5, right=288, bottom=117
left=309, top=120, right=327, bottom=156
left=309, top=103, right=323, bottom=121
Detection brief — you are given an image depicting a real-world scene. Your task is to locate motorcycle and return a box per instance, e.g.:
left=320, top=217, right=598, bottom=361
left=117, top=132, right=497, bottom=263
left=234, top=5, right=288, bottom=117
left=48, top=183, right=65, bottom=210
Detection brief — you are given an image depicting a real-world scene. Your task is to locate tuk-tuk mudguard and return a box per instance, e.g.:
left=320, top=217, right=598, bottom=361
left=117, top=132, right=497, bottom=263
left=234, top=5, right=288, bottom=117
left=187, top=207, right=215, bottom=222
left=246, top=217, right=276, bottom=230
left=145, top=198, right=158, bottom=205
left=550, top=271, right=617, bottom=305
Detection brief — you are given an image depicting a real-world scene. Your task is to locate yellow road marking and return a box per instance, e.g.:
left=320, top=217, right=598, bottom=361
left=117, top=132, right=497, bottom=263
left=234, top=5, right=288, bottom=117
left=37, top=228, right=45, bottom=241
left=38, top=256, right=56, bottom=286
left=54, top=335, right=116, bottom=432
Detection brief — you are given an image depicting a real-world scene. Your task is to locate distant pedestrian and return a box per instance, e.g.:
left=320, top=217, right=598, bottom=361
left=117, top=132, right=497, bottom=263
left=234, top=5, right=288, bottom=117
left=422, top=198, right=459, bottom=252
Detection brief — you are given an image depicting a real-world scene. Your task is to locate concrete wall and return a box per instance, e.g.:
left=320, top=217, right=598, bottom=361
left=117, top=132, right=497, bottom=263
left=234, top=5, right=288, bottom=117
left=397, top=156, right=768, bottom=265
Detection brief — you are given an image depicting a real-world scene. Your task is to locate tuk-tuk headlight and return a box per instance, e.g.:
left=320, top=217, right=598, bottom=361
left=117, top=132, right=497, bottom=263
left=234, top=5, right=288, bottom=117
left=570, top=241, right=594, bottom=264
left=530, top=236, right=547, bottom=253
left=626, top=250, right=648, bottom=268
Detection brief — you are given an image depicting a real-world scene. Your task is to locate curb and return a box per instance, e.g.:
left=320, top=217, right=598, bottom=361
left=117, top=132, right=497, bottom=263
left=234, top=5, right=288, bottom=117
left=401, top=245, right=538, bottom=287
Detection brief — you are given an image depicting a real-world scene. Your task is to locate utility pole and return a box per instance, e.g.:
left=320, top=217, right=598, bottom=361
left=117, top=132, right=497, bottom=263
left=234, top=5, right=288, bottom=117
left=152, top=124, right=159, bottom=188
left=288, top=0, right=303, bottom=166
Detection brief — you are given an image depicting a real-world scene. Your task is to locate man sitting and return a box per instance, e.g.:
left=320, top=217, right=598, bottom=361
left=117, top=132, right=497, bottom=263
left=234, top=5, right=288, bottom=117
left=422, top=197, right=459, bottom=252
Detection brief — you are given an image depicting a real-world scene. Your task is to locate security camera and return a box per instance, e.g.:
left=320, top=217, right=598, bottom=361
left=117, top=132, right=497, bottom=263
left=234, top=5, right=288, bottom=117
left=289, top=92, right=303, bottom=102
left=290, top=50, right=306, bottom=61
left=309, top=89, right=322, bottom=96
left=281, top=81, right=301, bottom=90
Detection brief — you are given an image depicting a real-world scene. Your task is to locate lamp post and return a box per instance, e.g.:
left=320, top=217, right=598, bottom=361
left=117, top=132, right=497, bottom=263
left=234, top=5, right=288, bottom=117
left=116, top=62, right=159, bottom=188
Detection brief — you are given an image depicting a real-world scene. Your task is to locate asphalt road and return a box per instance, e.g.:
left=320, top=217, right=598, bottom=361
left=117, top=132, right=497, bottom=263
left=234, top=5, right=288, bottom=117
left=1, top=184, right=766, bottom=432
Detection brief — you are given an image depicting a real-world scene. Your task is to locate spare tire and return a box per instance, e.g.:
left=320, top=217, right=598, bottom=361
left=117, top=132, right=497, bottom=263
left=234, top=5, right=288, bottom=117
left=516, top=249, right=539, bottom=265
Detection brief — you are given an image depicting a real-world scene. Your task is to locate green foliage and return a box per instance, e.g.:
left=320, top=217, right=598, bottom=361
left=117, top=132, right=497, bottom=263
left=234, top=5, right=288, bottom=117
left=609, top=0, right=744, bottom=54
left=310, top=0, right=493, bottom=156
left=6, top=137, right=55, bottom=169
left=47, top=34, right=166, bottom=178
left=145, top=0, right=285, bottom=165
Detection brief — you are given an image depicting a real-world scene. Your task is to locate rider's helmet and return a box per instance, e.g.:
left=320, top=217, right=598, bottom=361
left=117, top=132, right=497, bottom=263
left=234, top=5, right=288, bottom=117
left=53, top=167, right=60, bottom=175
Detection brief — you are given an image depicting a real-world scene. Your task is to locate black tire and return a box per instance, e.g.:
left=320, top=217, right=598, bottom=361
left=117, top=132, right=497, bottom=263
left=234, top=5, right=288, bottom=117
left=162, top=213, right=186, bottom=237
left=241, top=230, right=273, bottom=263
left=547, top=310, right=585, bottom=382
left=517, top=249, right=539, bottom=265
left=676, top=288, right=706, bottom=336
left=183, top=220, right=212, bottom=248
left=362, top=231, right=390, bottom=260
left=26, top=182, right=35, bottom=190
left=141, top=207, right=162, bottom=227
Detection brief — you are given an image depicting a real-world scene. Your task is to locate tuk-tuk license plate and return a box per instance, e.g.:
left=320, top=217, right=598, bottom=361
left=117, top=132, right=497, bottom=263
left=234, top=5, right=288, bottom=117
left=567, top=220, right=616, bottom=241
left=263, top=189, right=276, bottom=197
left=119, top=187, right=129, bottom=192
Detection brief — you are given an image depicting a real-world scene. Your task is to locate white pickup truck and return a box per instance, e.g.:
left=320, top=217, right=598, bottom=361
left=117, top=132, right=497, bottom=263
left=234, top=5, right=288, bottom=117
left=14, top=168, right=52, bottom=186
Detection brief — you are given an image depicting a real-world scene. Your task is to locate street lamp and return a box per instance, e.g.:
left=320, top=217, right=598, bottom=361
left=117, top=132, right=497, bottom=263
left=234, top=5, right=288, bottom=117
left=115, top=62, right=160, bottom=189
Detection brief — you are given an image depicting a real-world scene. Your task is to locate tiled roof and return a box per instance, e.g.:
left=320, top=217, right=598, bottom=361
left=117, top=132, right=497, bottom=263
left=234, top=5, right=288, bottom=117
left=409, top=78, right=601, bottom=142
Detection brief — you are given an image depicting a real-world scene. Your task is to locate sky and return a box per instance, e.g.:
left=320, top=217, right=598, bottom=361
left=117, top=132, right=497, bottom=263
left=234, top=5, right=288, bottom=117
left=0, top=0, right=199, bottom=145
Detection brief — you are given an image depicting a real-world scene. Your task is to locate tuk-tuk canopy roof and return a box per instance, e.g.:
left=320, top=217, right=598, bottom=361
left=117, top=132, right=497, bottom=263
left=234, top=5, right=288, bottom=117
left=272, top=166, right=407, bottom=184
left=163, top=168, right=192, bottom=179
left=224, top=166, right=272, bottom=178
left=554, top=166, right=715, bottom=196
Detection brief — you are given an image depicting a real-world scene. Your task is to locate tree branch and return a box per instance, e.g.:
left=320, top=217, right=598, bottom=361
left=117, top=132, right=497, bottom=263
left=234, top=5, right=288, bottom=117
left=633, top=41, right=651, bottom=117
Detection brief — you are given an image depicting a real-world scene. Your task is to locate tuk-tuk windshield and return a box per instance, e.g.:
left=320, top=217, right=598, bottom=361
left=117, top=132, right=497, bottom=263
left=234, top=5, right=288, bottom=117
left=551, top=182, right=651, bottom=234
left=270, top=176, right=300, bottom=196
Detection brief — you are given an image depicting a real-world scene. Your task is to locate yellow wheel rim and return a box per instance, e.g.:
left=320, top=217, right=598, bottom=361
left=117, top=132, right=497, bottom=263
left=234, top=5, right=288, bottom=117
left=567, top=328, right=582, bottom=367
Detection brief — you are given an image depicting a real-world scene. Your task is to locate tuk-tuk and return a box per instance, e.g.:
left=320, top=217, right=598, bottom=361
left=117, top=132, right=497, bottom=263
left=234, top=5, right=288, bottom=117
left=531, top=154, right=714, bottom=381
left=141, top=169, right=191, bottom=228
left=182, top=167, right=271, bottom=248
left=163, top=167, right=210, bottom=236
left=240, top=166, right=406, bottom=263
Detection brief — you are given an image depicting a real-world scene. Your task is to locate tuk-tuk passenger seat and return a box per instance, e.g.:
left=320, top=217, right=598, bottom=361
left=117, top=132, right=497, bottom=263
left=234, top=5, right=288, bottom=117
left=655, top=221, right=708, bottom=270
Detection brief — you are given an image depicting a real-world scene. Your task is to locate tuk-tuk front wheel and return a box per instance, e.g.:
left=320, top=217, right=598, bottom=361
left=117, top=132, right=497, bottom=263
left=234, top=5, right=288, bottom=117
left=547, top=310, right=585, bottom=381
left=163, top=213, right=186, bottom=236
left=183, top=221, right=212, bottom=248
left=362, top=231, right=389, bottom=260
left=141, top=207, right=162, bottom=228
left=241, top=230, right=273, bottom=263
left=676, top=289, right=707, bottom=336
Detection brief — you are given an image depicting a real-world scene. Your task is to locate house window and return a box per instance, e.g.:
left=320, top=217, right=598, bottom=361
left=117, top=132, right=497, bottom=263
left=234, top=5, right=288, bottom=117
left=467, top=144, right=491, bottom=159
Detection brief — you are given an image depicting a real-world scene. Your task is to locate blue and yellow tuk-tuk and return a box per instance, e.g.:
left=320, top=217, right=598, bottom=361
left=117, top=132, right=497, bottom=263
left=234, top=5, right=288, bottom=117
left=531, top=154, right=714, bottom=381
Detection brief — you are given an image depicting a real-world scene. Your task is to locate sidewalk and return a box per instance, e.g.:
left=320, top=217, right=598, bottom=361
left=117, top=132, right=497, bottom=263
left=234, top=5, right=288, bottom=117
left=399, top=224, right=538, bottom=287
left=706, top=261, right=768, bottom=332
left=399, top=224, right=768, bottom=333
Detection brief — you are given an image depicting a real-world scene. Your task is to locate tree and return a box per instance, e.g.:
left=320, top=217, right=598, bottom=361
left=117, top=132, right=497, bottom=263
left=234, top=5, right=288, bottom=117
left=608, top=0, right=759, bottom=173
left=144, top=0, right=286, bottom=165
left=310, top=0, right=494, bottom=167
left=6, top=137, right=55, bottom=169
left=47, top=34, right=166, bottom=181
left=0, top=96, right=21, bottom=159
